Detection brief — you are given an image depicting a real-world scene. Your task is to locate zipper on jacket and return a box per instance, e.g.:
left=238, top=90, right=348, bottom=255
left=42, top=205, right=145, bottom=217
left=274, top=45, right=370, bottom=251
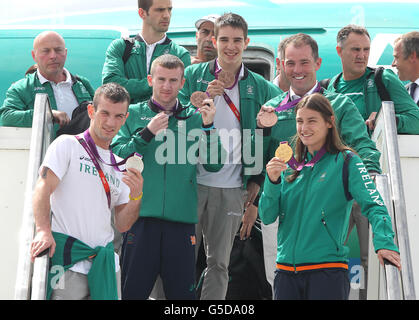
left=292, top=167, right=314, bottom=273
left=278, top=212, right=285, bottom=228
left=162, top=135, right=167, bottom=217
left=381, top=216, right=388, bottom=236
left=321, top=210, right=340, bottom=252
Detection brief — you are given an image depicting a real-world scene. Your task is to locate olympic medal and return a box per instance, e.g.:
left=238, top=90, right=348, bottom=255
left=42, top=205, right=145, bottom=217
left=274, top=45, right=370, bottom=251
left=126, top=154, right=144, bottom=173
left=190, top=91, right=208, bottom=108
left=275, top=143, right=293, bottom=163
left=217, top=70, right=236, bottom=88
left=259, top=111, right=278, bottom=128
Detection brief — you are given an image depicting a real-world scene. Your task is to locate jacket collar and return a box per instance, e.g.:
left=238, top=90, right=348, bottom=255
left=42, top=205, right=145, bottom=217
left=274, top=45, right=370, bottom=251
left=135, top=34, right=171, bottom=46
left=36, top=69, right=79, bottom=86
left=148, top=99, right=161, bottom=114
left=147, top=98, right=184, bottom=115
left=208, top=59, right=249, bottom=80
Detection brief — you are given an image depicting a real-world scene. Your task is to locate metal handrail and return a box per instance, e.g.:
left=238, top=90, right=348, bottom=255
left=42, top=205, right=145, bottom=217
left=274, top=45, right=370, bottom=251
left=374, top=174, right=402, bottom=300
left=14, top=93, right=53, bottom=300
left=371, top=101, right=416, bottom=300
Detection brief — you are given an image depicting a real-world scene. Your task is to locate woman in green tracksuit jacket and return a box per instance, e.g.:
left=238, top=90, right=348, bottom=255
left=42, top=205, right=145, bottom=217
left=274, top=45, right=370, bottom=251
left=102, top=36, right=191, bottom=104
left=0, top=72, right=94, bottom=137
left=259, top=93, right=400, bottom=300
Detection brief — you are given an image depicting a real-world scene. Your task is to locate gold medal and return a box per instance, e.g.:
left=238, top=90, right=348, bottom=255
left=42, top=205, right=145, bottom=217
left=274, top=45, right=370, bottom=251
left=275, top=142, right=293, bottom=162
left=126, top=154, right=144, bottom=173
left=190, top=91, right=208, bottom=108
left=217, top=70, right=236, bottom=88
left=259, top=111, right=278, bottom=127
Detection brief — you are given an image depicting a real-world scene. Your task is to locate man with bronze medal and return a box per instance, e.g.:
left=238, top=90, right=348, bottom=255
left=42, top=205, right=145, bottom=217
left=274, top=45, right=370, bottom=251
left=254, top=33, right=383, bottom=293
left=111, top=54, right=224, bottom=299
left=30, top=83, right=144, bottom=300
left=179, top=13, right=281, bottom=300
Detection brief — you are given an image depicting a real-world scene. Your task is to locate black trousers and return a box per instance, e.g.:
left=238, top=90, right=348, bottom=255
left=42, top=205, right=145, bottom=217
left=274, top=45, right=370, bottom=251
left=120, top=217, right=197, bottom=300
left=274, top=268, right=350, bottom=300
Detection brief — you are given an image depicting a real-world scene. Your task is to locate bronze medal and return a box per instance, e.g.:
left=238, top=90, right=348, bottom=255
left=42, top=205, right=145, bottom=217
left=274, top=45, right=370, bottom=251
left=190, top=91, right=208, bottom=108
left=126, top=154, right=144, bottom=173
left=217, top=70, right=236, bottom=88
left=259, top=111, right=278, bottom=128
left=275, top=143, right=293, bottom=163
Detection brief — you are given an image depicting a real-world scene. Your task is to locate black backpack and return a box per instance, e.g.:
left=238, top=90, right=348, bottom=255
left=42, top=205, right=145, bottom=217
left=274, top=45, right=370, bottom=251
left=225, top=219, right=273, bottom=300
left=55, top=100, right=91, bottom=137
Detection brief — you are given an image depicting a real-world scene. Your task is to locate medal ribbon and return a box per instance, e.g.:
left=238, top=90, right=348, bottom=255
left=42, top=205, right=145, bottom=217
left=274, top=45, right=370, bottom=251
left=287, top=143, right=327, bottom=172
left=221, top=93, right=241, bottom=122
left=152, top=98, right=203, bottom=120
left=215, top=60, right=241, bottom=123
left=82, top=130, right=141, bottom=172
left=75, top=130, right=141, bottom=208
left=275, top=82, right=322, bottom=112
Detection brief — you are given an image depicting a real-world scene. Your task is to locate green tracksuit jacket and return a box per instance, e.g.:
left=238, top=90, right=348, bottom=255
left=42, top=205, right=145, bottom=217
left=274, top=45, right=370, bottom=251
left=111, top=100, right=224, bottom=224
left=0, top=72, right=94, bottom=137
left=327, top=67, right=419, bottom=134
left=47, top=232, right=117, bottom=300
left=259, top=151, right=398, bottom=269
left=102, top=35, right=191, bottom=104
left=178, top=60, right=282, bottom=187
left=263, top=89, right=381, bottom=173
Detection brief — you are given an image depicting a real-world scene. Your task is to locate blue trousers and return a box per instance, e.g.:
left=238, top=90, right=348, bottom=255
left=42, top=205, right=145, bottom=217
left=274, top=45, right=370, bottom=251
left=274, top=268, right=350, bottom=300
left=120, top=217, right=196, bottom=300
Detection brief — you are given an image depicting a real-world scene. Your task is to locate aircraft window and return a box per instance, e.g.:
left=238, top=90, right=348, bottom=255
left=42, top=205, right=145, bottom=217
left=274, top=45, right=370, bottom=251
left=243, top=47, right=275, bottom=81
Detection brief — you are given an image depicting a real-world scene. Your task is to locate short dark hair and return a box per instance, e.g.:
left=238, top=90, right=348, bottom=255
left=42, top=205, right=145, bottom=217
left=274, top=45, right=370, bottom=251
left=395, top=31, right=419, bottom=59
left=214, top=12, right=248, bottom=40
left=337, top=24, right=370, bottom=48
left=284, top=33, right=319, bottom=61
left=150, top=54, right=185, bottom=76
left=138, top=0, right=153, bottom=12
left=93, top=83, right=130, bottom=112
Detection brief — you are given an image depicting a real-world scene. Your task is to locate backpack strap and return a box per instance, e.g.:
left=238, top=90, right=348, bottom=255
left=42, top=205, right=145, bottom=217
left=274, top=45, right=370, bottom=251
left=342, top=151, right=355, bottom=201
left=373, top=67, right=392, bottom=102
left=122, top=37, right=135, bottom=64
left=331, top=72, right=343, bottom=90
left=319, top=78, right=331, bottom=90
left=331, top=68, right=391, bottom=103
